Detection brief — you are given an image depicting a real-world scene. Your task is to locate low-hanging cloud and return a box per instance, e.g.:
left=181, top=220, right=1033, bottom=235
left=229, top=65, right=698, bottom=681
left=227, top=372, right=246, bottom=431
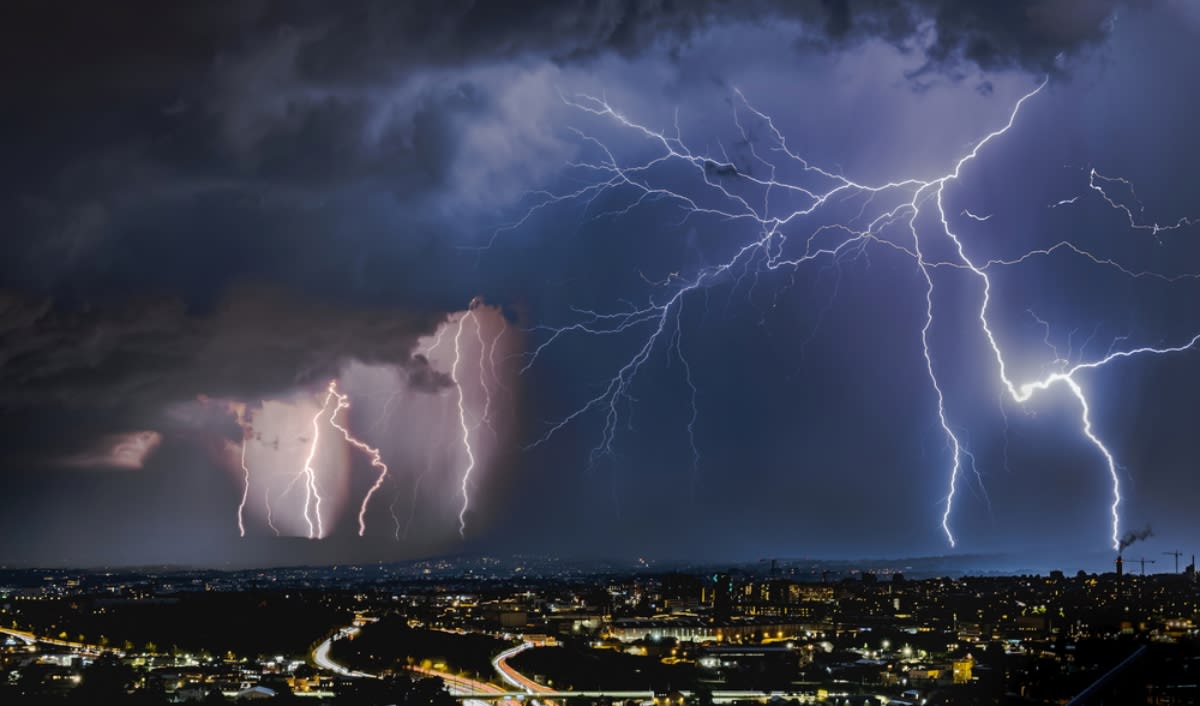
left=0, top=287, right=448, bottom=410
left=59, top=430, right=163, bottom=470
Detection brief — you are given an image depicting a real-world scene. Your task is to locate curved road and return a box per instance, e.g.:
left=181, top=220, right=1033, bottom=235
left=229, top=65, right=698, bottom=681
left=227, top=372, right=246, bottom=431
left=410, top=664, right=521, bottom=706
left=493, top=642, right=551, bottom=694
left=312, top=626, right=376, bottom=678
left=311, top=626, right=525, bottom=706
left=0, top=626, right=119, bottom=655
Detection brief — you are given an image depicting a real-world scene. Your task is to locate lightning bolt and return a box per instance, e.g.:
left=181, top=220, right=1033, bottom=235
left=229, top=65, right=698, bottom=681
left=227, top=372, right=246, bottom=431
left=233, top=340, right=505, bottom=538
left=1089, top=168, right=1198, bottom=236
left=264, top=487, right=280, bottom=537
left=237, top=438, right=251, bottom=537
left=326, top=381, right=392, bottom=537
left=372, top=309, right=498, bottom=541
left=423, top=323, right=450, bottom=358
left=291, top=384, right=339, bottom=539
left=669, top=297, right=700, bottom=497
left=475, top=306, right=497, bottom=435
left=1027, top=310, right=1069, bottom=374
left=505, top=78, right=1200, bottom=550
left=389, top=482, right=404, bottom=541
left=452, top=305, right=479, bottom=538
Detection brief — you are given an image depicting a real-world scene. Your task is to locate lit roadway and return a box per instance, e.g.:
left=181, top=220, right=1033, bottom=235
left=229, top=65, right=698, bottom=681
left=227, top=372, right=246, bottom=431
left=493, top=642, right=551, bottom=694
left=310, top=625, right=521, bottom=706
left=492, top=642, right=556, bottom=706
left=427, top=690, right=833, bottom=703
left=409, top=664, right=521, bottom=706
left=311, top=628, right=844, bottom=703
left=487, top=642, right=837, bottom=703
left=311, top=626, right=376, bottom=679
left=0, top=626, right=120, bottom=656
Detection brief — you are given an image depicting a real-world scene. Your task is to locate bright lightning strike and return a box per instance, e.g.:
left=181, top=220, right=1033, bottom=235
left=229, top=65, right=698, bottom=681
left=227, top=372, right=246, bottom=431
left=452, top=303, right=481, bottom=538
left=223, top=301, right=513, bottom=540
left=327, top=381, right=392, bottom=537
left=475, top=306, right=497, bottom=435
left=294, top=385, right=339, bottom=539
left=237, top=439, right=251, bottom=538
left=507, top=79, right=1200, bottom=550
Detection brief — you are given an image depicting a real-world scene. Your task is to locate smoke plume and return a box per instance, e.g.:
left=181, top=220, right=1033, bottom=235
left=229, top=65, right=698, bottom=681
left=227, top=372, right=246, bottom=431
left=1118, top=525, right=1154, bottom=552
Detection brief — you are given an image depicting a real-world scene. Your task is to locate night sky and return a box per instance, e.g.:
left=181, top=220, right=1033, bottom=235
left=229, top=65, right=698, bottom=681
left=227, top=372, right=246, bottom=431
left=3, top=1, right=1199, bottom=569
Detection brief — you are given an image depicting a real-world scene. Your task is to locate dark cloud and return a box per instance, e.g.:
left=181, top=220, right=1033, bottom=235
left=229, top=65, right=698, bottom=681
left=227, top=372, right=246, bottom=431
left=2, top=1, right=1129, bottom=288
left=268, top=0, right=1129, bottom=76
left=0, top=287, right=444, bottom=410
left=405, top=354, right=456, bottom=394
left=3, top=1, right=1127, bottom=90
left=912, top=0, right=1125, bottom=74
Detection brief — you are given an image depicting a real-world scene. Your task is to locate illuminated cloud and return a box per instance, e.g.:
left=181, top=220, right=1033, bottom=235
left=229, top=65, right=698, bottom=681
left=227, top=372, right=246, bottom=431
left=61, top=430, right=163, bottom=470
left=172, top=300, right=522, bottom=542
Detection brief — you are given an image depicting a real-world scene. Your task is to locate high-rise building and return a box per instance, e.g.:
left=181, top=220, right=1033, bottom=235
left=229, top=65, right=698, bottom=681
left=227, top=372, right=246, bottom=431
left=703, top=573, right=734, bottom=622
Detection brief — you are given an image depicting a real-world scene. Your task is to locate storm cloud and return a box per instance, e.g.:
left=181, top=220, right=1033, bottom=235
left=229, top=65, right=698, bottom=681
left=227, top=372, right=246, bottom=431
left=3, top=0, right=1132, bottom=287
left=1, top=1, right=1196, bottom=566
left=0, top=287, right=446, bottom=409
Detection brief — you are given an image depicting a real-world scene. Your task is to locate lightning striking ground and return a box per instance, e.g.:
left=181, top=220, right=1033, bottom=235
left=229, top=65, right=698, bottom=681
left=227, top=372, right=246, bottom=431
left=508, top=79, right=1200, bottom=550
left=228, top=301, right=508, bottom=540
left=475, top=307, right=497, bottom=435
left=452, top=305, right=480, bottom=538
left=299, top=386, right=338, bottom=539
left=264, top=487, right=280, bottom=537
left=272, top=383, right=340, bottom=539
left=327, top=381, right=392, bottom=537
left=237, top=439, right=250, bottom=538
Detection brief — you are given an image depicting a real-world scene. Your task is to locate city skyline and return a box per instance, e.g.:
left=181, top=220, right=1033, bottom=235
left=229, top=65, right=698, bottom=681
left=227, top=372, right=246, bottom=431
left=3, top=2, right=1200, bottom=568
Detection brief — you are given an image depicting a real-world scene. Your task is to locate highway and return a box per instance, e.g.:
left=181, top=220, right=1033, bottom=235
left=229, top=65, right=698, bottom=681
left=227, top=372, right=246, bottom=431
left=410, top=664, right=522, bottom=706
left=309, top=625, right=521, bottom=706
left=492, top=641, right=558, bottom=706
left=0, top=627, right=36, bottom=646
left=10, top=621, right=852, bottom=704
left=7, top=622, right=846, bottom=704
left=0, top=626, right=118, bottom=655
left=487, top=643, right=836, bottom=703
left=311, top=626, right=377, bottom=679
left=492, top=642, right=551, bottom=694
left=427, top=690, right=829, bottom=702
left=309, top=627, right=839, bottom=703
